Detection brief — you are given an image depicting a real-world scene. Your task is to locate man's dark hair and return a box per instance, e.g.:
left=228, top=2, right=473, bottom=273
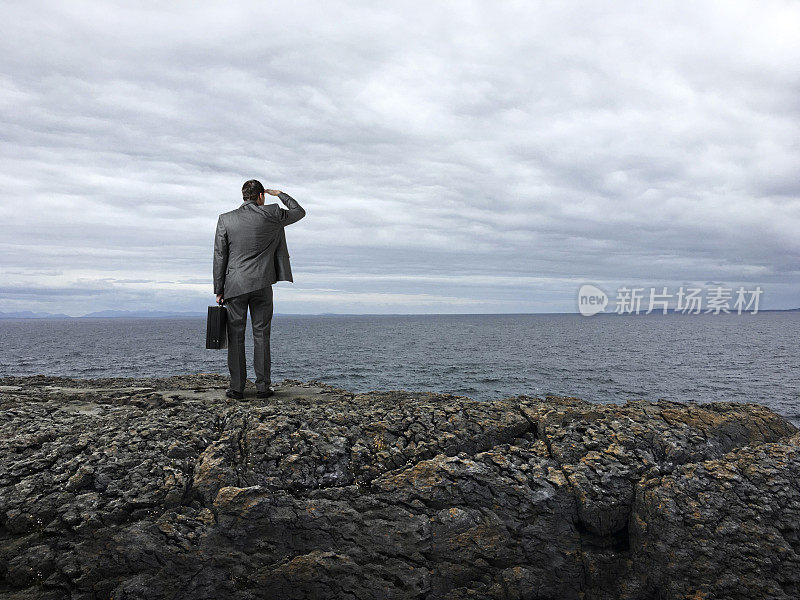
left=242, top=179, right=265, bottom=202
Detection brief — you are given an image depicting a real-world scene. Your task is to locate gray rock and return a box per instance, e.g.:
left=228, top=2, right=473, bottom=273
left=0, top=375, right=796, bottom=599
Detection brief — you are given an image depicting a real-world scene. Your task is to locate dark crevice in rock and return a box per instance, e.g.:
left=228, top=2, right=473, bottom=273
left=574, top=517, right=630, bottom=552
left=517, top=404, right=540, bottom=441
left=180, top=462, right=196, bottom=507
left=233, top=414, right=251, bottom=488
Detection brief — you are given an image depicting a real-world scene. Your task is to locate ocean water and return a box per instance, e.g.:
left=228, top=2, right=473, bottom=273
left=0, top=312, right=798, bottom=425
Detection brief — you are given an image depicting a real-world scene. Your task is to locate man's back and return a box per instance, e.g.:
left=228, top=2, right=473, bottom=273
left=213, top=191, right=305, bottom=299
left=213, top=182, right=306, bottom=400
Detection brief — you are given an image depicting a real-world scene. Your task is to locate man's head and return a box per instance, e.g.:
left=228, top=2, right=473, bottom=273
left=242, top=179, right=265, bottom=204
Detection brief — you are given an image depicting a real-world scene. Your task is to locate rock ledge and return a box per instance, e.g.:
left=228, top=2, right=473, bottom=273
left=0, top=374, right=798, bottom=599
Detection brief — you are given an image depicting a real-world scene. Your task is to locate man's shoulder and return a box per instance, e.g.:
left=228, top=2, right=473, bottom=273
left=258, top=202, right=281, bottom=214
left=218, top=204, right=250, bottom=221
left=249, top=203, right=283, bottom=221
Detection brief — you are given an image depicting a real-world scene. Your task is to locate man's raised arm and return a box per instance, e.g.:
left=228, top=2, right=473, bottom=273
left=265, top=189, right=306, bottom=226
left=213, top=215, right=228, bottom=297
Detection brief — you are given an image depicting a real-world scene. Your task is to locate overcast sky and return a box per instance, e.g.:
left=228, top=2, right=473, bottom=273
left=1, top=0, right=798, bottom=315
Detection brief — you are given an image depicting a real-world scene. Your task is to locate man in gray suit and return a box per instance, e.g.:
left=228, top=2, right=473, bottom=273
left=213, top=180, right=306, bottom=400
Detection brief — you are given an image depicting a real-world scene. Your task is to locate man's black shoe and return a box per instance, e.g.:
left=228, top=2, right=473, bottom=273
left=225, top=389, right=244, bottom=400
left=256, top=388, right=275, bottom=399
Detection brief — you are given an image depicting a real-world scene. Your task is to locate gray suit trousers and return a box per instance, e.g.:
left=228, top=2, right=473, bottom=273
left=224, top=286, right=273, bottom=393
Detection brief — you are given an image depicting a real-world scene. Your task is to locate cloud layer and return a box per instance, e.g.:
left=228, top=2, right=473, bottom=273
left=2, top=0, right=799, bottom=314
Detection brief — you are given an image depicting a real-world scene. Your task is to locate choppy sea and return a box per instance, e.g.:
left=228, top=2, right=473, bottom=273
left=0, top=312, right=797, bottom=425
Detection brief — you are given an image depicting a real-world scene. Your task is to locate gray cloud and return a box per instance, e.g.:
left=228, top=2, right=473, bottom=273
left=1, top=0, right=799, bottom=315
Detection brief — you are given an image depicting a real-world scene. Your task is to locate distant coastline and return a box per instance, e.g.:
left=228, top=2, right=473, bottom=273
left=1, top=308, right=799, bottom=320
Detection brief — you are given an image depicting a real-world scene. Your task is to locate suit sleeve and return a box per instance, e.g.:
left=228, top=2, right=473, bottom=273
left=268, top=192, right=306, bottom=226
left=213, top=215, right=228, bottom=295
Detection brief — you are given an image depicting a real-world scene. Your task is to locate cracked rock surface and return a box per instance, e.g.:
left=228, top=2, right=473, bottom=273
left=0, top=374, right=797, bottom=599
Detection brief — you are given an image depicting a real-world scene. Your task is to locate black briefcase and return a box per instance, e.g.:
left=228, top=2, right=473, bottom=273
left=206, top=304, right=228, bottom=349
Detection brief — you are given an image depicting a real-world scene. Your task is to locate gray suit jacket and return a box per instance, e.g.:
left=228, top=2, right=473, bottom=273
left=213, top=192, right=305, bottom=298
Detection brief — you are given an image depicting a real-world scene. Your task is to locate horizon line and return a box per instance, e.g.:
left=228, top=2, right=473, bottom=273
left=0, top=307, right=798, bottom=319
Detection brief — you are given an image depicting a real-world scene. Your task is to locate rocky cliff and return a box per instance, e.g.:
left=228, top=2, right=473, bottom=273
left=0, top=375, right=797, bottom=600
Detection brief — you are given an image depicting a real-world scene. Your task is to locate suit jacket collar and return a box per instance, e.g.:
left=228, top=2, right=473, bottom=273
left=240, top=200, right=280, bottom=211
